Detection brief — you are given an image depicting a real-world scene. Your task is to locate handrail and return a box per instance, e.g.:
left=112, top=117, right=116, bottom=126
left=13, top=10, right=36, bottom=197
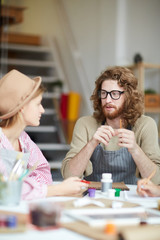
left=54, top=0, right=92, bottom=115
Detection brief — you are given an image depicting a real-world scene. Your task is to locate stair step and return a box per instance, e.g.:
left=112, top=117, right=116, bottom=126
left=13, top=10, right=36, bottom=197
left=20, top=75, right=59, bottom=83
left=26, top=126, right=63, bottom=144
left=38, top=144, right=69, bottom=169
left=1, top=58, right=55, bottom=67
left=42, top=97, right=57, bottom=109
left=44, top=108, right=56, bottom=115
left=43, top=92, right=60, bottom=98
left=31, top=76, right=60, bottom=83
left=49, top=161, right=62, bottom=169
left=40, top=114, right=55, bottom=126
left=26, top=126, right=57, bottom=132
left=1, top=33, right=41, bottom=45
left=2, top=43, right=50, bottom=52
left=37, top=143, right=70, bottom=150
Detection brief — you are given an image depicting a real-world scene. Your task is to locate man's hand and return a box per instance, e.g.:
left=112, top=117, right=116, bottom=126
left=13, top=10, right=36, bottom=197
left=92, top=125, right=115, bottom=146
left=116, top=128, right=138, bottom=154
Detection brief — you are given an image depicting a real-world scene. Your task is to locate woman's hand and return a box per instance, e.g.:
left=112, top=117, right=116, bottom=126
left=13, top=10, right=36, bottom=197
left=137, top=179, right=160, bottom=197
left=47, top=177, right=89, bottom=197
left=59, top=177, right=89, bottom=196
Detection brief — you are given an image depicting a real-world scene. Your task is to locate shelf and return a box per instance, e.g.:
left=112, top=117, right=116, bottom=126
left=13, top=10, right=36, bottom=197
left=127, top=62, right=160, bottom=70
left=126, top=62, right=160, bottom=114
left=145, top=108, right=160, bottom=113
left=126, top=62, right=160, bottom=91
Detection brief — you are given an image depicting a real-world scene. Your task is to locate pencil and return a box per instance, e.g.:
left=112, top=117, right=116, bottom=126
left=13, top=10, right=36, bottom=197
left=81, top=180, right=90, bottom=184
left=145, top=168, right=156, bottom=184
left=120, top=119, right=122, bottom=128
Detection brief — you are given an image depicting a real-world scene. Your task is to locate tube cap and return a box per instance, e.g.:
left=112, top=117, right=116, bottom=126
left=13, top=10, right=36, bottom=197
left=102, top=173, right=112, bottom=179
left=104, top=223, right=116, bottom=235
left=115, top=188, right=121, bottom=197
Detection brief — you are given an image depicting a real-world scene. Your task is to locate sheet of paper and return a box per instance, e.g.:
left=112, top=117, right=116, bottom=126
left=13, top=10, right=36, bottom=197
left=124, top=190, right=160, bottom=208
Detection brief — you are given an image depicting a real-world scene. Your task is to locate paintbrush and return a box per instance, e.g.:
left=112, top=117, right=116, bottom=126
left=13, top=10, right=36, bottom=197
left=19, top=161, right=40, bottom=181
left=144, top=168, right=156, bottom=184
left=9, top=153, right=23, bottom=180
left=119, top=119, right=122, bottom=128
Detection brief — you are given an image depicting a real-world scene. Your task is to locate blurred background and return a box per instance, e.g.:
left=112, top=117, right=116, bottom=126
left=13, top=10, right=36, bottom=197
left=1, top=0, right=160, bottom=180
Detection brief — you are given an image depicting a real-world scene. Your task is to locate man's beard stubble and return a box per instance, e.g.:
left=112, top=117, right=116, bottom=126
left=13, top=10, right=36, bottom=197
left=102, top=103, right=124, bottom=120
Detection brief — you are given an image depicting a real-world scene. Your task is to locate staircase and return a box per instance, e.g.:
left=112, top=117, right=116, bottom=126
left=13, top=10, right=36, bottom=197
left=0, top=41, right=70, bottom=181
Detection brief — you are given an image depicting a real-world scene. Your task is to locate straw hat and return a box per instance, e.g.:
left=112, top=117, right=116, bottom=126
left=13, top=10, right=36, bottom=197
left=0, top=69, right=42, bottom=120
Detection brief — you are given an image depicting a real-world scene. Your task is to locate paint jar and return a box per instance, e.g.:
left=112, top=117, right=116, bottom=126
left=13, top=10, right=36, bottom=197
left=108, top=189, right=116, bottom=198
left=101, top=173, right=113, bottom=193
left=88, top=188, right=96, bottom=197
left=6, top=215, right=17, bottom=228
left=0, top=180, right=22, bottom=206
left=29, top=202, right=61, bottom=229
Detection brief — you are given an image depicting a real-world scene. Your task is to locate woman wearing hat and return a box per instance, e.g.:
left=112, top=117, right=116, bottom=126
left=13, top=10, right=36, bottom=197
left=0, top=69, right=88, bottom=200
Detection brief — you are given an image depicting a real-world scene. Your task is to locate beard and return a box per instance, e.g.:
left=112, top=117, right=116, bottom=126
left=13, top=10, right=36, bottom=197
left=102, top=103, right=124, bottom=120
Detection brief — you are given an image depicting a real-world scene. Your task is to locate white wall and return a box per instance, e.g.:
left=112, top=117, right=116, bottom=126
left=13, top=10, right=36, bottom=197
left=8, top=0, right=160, bottom=116
left=125, top=0, right=160, bottom=93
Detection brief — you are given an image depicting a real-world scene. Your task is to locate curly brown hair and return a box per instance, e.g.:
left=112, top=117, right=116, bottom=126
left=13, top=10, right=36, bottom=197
left=90, top=66, right=144, bottom=127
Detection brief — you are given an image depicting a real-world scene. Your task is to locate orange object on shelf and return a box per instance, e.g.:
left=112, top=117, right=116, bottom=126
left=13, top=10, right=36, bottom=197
left=67, top=92, right=81, bottom=121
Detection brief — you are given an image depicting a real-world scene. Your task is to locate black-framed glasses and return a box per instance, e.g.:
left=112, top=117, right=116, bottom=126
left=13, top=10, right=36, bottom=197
left=98, top=89, right=125, bottom=100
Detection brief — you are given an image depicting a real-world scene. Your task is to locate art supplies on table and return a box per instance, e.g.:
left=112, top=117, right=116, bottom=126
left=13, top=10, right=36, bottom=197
left=64, top=207, right=160, bottom=227
left=89, top=181, right=129, bottom=191
left=0, top=149, right=30, bottom=179
left=88, top=188, right=96, bottom=197
left=62, top=221, right=160, bottom=240
left=0, top=180, right=22, bottom=206
left=101, top=173, right=113, bottom=193
left=73, top=198, right=105, bottom=208
left=0, top=149, right=39, bottom=206
left=124, top=190, right=160, bottom=209
left=0, top=210, right=27, bottom=233
left=57, top=198, right=139, bottom=210
left=29, top=202, right=61, bottom=230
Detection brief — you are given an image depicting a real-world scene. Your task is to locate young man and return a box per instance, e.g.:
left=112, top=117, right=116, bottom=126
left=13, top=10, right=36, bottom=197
left=61, top=66, right=160, bottom=184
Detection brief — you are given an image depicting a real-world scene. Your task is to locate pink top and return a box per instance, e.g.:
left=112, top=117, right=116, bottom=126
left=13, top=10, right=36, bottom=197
left=0, top=128, right=53, bottom=200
